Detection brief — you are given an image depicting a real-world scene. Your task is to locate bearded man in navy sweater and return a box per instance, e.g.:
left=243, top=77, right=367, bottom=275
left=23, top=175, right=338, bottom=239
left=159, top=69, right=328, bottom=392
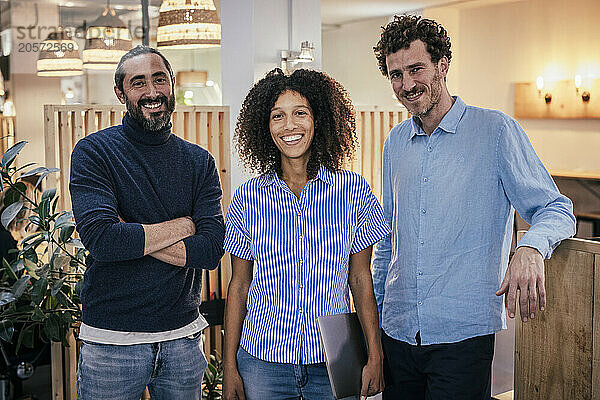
left=70, top=46, right=225, bottom=400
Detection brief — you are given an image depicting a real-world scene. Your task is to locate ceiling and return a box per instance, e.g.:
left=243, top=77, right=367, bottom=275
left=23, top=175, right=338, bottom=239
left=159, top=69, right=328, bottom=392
left=2, top=0, right=520, bottom=31
left=321, top=0, right=448, bottom=25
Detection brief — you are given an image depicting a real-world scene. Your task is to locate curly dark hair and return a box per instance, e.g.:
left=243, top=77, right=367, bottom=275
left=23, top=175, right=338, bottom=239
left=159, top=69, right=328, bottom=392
left=374, top=14, right=452, bottom=77
left=235, top=68, right=357, bottom=178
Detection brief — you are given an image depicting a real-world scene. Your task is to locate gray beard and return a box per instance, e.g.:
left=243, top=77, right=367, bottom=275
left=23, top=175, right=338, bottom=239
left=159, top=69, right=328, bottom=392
left=125, top=94, right=175, bottom=131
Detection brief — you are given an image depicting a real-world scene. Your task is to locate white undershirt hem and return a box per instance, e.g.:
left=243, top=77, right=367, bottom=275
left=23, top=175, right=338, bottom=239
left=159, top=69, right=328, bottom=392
left=78, top=314, right=209, bottom=345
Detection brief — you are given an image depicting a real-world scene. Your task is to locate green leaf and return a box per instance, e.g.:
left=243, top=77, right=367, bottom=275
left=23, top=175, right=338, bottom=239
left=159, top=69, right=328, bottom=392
left=51, top=196, right=59, bottom=214
left=22, top=258, right=38, bottom=280
left=15, top=324, right=35, bottom=354
left=35, top=168, right=60, bottom=190
left=1, top=201, right=23, bottom=229
left=50, top=277, right=66, bottom=297
left=0, top=319, right=14, bottom=343
left=69, top=239, right=84, bottom=249
left=52, top=254, right=70, bottom=271
left=31, top=306, right=45, bottom=322
left=19, top=166, right=48, bottom=179
left=54, top=291, right=70, bottom=307
left=60, top=311, right=74, bottom=325
left=0, top=292, right=16, bottom=306
left=35, top=263, right=50, bottom=279
left=13, top=162, right=37, bottom=175
left=74, top=279, right=83, bottom=297
left=28, top=215, right=41, bottom=227
left=60, top=226, right=75, bottom=244
left=31, top=278, right=48, bottom=305
left=54, top=211, right=74, bottom=229
left=1, top=141, right=28, bottom=168
left=11, top=275, right=31, bottom=298
left=39, top=198, right=50, bottom=221
left=22, top=232, right=42, bottom=244
left=41, top=188, right=57, bottom=202
left=23, top=248, right=38, bottom=265
left=43, top=313, right=61, bottom=342
left=3, top=183, right=26, bottom=207
left=2, top=259, right=17, bottom=281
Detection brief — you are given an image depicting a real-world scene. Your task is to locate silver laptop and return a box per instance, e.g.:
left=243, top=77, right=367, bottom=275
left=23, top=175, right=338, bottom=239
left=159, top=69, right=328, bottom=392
left=317, top=312, right=367, bottom=399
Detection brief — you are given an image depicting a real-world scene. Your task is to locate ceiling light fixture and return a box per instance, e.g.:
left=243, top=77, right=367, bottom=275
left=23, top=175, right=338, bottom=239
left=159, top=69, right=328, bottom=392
left=157, top=0, right=221, bottom=49
left=37, top=28, right=83, bottom=77
left=83, top=1, right=132, bottom=70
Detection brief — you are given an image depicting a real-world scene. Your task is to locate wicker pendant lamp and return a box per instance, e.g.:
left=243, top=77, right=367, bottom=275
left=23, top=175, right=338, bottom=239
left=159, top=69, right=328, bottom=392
left=37, top=28, right=83, bottom=77
left=83, top=3, right=132, bottom=70
left=157, top=0, right=221, bottom=49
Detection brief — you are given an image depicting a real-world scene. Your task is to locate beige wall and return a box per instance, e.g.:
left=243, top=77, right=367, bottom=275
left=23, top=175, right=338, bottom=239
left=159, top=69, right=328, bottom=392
left=11, top=2, right=61, bottom=166
left=323, top=0, right=600, bottom=173
left=322, top=16, right=397, bottom=106
left=439, top=0, right=600, bottom=173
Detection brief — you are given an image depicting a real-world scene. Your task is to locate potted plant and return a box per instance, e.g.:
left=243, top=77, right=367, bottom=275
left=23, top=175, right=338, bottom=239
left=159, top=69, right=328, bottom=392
left=0, top=140, right=85, bottom=395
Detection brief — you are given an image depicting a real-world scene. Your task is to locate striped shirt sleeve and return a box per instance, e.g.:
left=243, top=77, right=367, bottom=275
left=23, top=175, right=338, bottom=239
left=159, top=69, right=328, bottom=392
left=351, top=177, right=391, bottom=254
left=224, top=187, right=253, bottom=260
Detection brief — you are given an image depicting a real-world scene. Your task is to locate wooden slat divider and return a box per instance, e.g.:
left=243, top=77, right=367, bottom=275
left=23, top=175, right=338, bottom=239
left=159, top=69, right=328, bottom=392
left=372, top=112, right=382, bottom=199
left=353, top=106, right=407, bottom=200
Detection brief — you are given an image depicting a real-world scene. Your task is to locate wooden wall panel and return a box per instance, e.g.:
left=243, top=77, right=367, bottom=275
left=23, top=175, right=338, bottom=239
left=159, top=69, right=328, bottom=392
left=514, top=238, right=600, bottom=399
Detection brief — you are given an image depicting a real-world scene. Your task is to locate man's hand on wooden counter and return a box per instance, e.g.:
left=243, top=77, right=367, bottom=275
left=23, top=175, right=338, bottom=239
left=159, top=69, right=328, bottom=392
left=496, top=246, right=545, bottom=322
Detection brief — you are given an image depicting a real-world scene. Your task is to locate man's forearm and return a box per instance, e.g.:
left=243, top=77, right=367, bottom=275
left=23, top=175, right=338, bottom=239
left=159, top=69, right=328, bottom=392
left=149, top=241, right=187, bottom=266
left=142, top=216, right=195, bottom=255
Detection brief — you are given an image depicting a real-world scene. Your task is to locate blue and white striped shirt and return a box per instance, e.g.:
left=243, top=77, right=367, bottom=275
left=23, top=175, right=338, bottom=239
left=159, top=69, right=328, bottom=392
left=224, top=167, right=390, bottom=364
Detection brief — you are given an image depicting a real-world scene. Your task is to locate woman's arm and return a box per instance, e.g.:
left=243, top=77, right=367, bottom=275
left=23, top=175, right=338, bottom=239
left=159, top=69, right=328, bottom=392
left=223, top=254, right=254, bottom=400
left=349, top=245, right=385, bottom=399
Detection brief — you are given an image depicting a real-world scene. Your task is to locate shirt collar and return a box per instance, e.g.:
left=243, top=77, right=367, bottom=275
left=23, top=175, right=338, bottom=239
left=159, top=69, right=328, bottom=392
left=409, top=96, right=466, bottom=139
left=257, top=166, right=335, bottom=188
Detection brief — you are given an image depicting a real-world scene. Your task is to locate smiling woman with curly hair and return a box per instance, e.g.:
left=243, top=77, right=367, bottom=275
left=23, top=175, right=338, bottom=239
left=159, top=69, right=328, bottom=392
left=234, top=68, right=357, bottom=178
left=222, top=68, right=391, bottom=400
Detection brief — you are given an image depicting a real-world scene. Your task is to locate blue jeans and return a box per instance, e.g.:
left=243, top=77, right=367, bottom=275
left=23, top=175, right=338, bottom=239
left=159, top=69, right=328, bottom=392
left=236, top=347, right=335, bottom=400
left=77, top=333, right=207, bottom=400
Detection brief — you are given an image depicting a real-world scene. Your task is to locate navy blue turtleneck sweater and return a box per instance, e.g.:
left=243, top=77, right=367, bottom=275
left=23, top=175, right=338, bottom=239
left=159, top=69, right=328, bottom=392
left=70, top=113, right=225, bottom=332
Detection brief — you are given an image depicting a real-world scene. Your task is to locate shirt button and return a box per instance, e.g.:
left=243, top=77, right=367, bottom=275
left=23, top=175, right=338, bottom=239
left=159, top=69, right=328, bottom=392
left=417, top=271, right=423, bottom=276
left=418, top=301, right=423, bottom=306
left=299, top=259, right=303, bottom=264
left=427, top=147, right=432, bottom=152
left=420, top=240, right=424, bottom=245
left=299, top=308, right=303, bottom=313
left=421, top=209, right=426, bottom=214
left=299, top=234, right=303, bottom=240
left=423, top=177, right=428, bottom=182
left=299, top=284, right=304, bottom=289
left=297, top=211, right=301, bottom=216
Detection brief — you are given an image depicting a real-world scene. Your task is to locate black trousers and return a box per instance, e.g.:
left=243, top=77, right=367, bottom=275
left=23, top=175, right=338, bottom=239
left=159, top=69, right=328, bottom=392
left=381, top=331, right=494, bottom=400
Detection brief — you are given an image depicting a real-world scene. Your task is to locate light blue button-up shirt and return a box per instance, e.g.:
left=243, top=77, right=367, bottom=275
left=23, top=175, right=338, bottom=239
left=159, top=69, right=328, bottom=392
left=372, top=97, right=575, bottom=345
left=225, top=168, right=390, bottom=363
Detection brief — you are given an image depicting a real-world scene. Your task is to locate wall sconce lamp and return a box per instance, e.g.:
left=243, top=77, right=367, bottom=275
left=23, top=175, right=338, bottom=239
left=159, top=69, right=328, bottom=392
left=515, top=76, right=600, bottom=119
left=281, top=41, right=314, bottom=73
left=574, top=75, right=591, bottom=102
left=536, top=75, right=552, bottom=103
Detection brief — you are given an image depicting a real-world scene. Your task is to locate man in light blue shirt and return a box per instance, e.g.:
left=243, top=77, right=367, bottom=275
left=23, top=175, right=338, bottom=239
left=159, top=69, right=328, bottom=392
left=371, top=15, right=575, bottom=400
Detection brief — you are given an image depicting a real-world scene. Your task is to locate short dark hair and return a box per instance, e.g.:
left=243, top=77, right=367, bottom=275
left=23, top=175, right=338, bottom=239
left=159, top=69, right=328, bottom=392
left=114, top=45, right=174, bottom=92
left=374, top=15, right=452, bottom=77
left=235, top=68, right=357, bottom=178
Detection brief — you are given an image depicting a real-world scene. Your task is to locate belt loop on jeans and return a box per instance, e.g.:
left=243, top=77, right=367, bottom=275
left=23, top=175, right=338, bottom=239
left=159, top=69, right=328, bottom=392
left=415, top=331, right=421, bottom=346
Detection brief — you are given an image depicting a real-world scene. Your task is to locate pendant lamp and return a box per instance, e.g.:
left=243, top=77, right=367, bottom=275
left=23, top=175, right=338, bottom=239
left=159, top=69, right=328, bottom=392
left=37, top=28, right=83, bottom=77
left=157, top=0, right=221, bottom=49
left=83, top=4, right=132, bottom=70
